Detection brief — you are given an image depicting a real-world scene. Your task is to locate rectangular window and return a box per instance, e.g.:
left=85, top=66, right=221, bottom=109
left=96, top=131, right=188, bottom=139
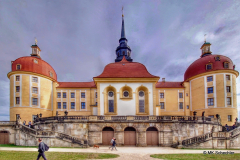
left=208, top=87, right=213, bottom=94
left=226, top=86, right=231, bottom=93
left=224, top=62, right=229, bottom=69
left=228, top=115, right=232, bottom=122
left=186, top=93, right=188, bottom=96
left=32, top=77, right=38, bottom=83
left=226, top=75, right=230, bottom=80
left=96, top=102, right=98, bottom=106
left=81, top=102, right=85, bottom=109
left=206, top=64, right=212, bottom=70
left=160, top=102, right=164, bottom=109
left=208, top=98, right=214, bottom=106
left=32, top=87, right=38, bottom=94
left=17, top=65, right=21, bottom=70
left=57, top=92, right=61, bottom=98
left=16, top=76, right=20, bottom=81
left=63, top=102, right=67, bottom=109
left=160, top=93, right=164, bottom=98
left=57, top=102, right=61, bottom=109
left=71, top=102, right=75, bottom=109
left=179, top=93, right=183, bottom=98
left=81, top=92, right=85, bottom=98
left=186, top=105, right=189, bottom=109
left=139, top=100, right=145, bottom=112
left=16, top=86, right=20, bottom=92
left=71, top=92, right=75, bottom=98
left=95, top=92, right=97, bottom=98
left=16, top=97, right=20, bottom=104
left=63, top=92, right=66, bottom=98
left=227, top=97, right=231, bottom=105
left=109, top=100, right=114, bottom=112
left=32, top=98, right=38, bottom=105
left=179, top=102, right=183, bottom=109
left=207, top=76, right=213, bottom=82
left=208, top=115, right=214, bottom=118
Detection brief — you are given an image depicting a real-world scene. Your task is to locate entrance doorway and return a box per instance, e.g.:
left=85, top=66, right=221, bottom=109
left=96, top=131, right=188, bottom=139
left=102, top=127, right=114, bottom=145
left=146, top=127, right=158, bottom=146
left=0, top=131, right=9, bottom=144
left=124, top=127, right=136, bottom=145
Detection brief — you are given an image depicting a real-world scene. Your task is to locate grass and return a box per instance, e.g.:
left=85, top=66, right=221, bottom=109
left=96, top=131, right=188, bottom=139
left=150, top=153, right=240, bottom=160
left=0, top=151, right=119, bottom=160
left=0, top=144, right=86, bottom=148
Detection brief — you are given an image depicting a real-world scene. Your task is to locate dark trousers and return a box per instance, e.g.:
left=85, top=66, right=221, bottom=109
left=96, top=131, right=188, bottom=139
left=37, top=152, right=47, bottom=160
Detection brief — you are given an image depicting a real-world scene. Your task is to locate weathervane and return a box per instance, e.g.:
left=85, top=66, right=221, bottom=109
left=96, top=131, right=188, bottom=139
left=122, top=6, right=124, bottom=17
left=204, top=34, right=207, bottom=43
left=35, top=37, right=38, bottom=45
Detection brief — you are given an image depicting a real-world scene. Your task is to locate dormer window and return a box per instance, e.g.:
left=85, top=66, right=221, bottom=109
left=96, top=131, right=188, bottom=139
left=16, top=64, right=21, bottom=70
left=50, top=72, right=53, bottom=77
left=224, top=62, right=229, bottom=69
left=215, top=56, right=220, bottom=61
left=206, top=63, right=212, bottom=70
left=34, top=59, right=38, bottom=64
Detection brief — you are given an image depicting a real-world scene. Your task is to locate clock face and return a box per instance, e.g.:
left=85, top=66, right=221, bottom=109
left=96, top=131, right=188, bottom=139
left=108, top=91, right=114, bottom=97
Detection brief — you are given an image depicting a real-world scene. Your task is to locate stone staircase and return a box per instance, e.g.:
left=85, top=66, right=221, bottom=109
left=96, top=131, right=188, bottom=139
left=18, top=124, right=88, bottom=147
left=174, top=126, right=240, bottom=149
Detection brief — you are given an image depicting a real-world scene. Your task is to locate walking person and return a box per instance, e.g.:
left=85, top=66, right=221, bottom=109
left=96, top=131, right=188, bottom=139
left=23, top=120, right=26, bottom=125
left=225, top=124, right=229, bottom=132
left=28, top=121, right=32, bottom=128
left=37, top=138, right=47, bottom=160
left=111, top=138, right=117, bottom=151
left=109, top=137, right=115, bottom=149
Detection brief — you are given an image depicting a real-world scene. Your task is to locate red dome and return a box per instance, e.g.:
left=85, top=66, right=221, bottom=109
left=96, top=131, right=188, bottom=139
left=95, top=56, right=159, bottom=78
left=184, top=54, right=234, bottom=81
left=11, top=56, right=57, bottom=81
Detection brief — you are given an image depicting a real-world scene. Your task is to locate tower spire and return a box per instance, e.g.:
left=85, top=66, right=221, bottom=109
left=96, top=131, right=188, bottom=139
left=121, top=6, right=126, bottom=39
left=115, top=7, right=132, bottom=62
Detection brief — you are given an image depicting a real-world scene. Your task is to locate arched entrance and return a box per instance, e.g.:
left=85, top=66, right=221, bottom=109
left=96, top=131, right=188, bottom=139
left=124, top=127, right=136, bottom=145
left=102, top=127, right=114, bottom=145
left=146, top=127, right=158, bottom=146
left=0, top=131, right=9, bottom=144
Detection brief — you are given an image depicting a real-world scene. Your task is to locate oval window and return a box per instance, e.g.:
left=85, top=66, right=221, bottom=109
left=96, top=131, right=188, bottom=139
left=123, top=91, right=129, bottom=97
left=139, top=91, right=144, bottom=97
left=108, top=91, right=114, bottom=97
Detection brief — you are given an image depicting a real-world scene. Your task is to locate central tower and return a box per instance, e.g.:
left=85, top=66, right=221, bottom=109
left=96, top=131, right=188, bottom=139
left=115, top=10, right=133, bottom=62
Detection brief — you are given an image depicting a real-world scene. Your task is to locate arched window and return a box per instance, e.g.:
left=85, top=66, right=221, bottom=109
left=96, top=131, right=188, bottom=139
left=139, top=91, right=145, bottom=112
left=108, top=91, right=114, bottom=112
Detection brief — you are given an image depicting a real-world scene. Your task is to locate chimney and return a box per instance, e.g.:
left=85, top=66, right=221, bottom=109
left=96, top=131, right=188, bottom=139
left=162, top=78, right=165, bottom=82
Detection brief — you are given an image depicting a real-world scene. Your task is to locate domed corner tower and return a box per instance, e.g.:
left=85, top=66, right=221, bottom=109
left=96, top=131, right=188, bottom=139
left=7, top=42, right=58, bottom=122
left=184, top=41, right=239, bottom=125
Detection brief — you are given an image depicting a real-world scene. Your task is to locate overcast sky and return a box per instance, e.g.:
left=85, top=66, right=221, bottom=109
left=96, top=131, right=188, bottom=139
left=0, top=0, right=240, bottom=120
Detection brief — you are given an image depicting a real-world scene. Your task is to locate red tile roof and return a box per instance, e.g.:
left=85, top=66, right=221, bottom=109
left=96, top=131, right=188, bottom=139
left=12, top=56, right=57, bottom=80
left=57, top=81, right=96, bottom=88
left=95, top=56, right=159, bottom=78
left=184, top=54, right=234, bottom=81
left=156, top=82, right=184, bottom=88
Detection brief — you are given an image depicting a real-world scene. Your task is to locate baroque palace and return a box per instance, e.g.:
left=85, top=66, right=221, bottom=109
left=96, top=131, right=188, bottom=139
left=1, top=14, right=240, bottom=148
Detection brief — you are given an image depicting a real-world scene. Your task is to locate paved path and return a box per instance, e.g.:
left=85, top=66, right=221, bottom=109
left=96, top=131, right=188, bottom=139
left=0, top=147, right=240, bottom=160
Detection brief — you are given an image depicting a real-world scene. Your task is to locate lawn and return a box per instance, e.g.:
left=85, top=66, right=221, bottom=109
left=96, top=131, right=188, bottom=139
left=0, top=151, right=119, bottom=160
left=150, top=153, right=240, bottom=160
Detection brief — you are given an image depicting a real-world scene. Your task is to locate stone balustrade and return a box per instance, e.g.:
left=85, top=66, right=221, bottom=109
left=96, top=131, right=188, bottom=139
left=0, top=121, right=16, bottom=125
left=37, top=115, right=219, bottom=124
